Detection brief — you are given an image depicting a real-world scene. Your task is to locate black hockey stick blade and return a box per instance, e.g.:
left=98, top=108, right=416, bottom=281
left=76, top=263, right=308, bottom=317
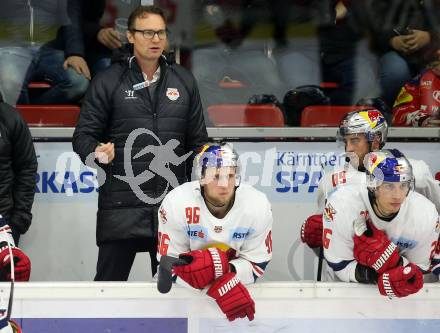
left=157, top=255, right=188, bottom=294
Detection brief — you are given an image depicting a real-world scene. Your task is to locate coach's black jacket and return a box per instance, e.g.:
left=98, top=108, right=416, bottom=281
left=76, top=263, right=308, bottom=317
left=72, top=55, right=208, bottom=245
left=0, top=99, right=37, bottom=235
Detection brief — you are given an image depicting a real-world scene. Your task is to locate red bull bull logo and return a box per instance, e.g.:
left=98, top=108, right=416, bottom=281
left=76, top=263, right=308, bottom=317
left=366, top=110, right=384, bottom=128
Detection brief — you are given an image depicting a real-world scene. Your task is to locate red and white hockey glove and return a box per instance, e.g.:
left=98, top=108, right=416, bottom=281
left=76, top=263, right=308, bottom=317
left=0, top=244, right=31, bottom=282
left=300, top=214, right=323, bottom=248
left=207, top=272, right=255, bottom=322
left=173, top=248, right=229, bottom=289
left=378, top=263, right=423, bottom=298
left=353, top=222, right=400, bottom=274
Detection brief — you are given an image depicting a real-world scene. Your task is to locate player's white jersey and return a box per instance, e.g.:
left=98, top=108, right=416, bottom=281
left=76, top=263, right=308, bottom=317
left=317, top=162, right=364, bottom=211
left=157, top=181, right=273, bottom=285
left=410, top=159, right=440, bottom=213
left=323, top=185, right=440, bottom=282
left=317, top=158, right=440, bottom=213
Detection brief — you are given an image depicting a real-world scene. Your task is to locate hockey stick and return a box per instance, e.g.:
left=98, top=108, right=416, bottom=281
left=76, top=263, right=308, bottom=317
left=157, top=255, right=189, bottom=294
left=316, top=162, right=327, bottom=282
left=6, top=241, right=14, bottom=322
left=316, top=246, right=324, bottom=281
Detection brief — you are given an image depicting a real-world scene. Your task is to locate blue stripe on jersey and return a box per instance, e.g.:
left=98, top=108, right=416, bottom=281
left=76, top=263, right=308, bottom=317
left=0, top=215, right=8, bottom=228
left=431, top=259, right=440, bottom=276
left=252, top=261, right=270, bottom=282
left=327, top=259, right=354, bottom=271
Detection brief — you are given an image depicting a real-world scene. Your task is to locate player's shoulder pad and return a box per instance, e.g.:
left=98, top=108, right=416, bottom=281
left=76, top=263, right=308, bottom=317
left=408, top=158, right=435, bottom=188
left=327, top=184, right=362, bottom=207
left=407, top=191, right=437, bottom=214
left=327, top=184, right=363, bottom=212
left=163, top=181, right=200, bottom=204
left=319, top=166, right=342, bottom=186
left=407, top=191, right=438, bottom=227
left=328, top=182, right=361, bottom=200
left=236, top=184, right=271, bottom=209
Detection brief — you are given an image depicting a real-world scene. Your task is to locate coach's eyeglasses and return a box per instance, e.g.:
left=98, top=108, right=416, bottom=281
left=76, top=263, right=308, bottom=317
left=130, top=29, right=168, bottom=40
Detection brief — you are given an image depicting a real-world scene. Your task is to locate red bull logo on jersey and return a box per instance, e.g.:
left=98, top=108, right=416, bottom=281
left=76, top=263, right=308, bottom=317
left=159, top=207, right=167, bottom=223
left=324, top=203, right=336, bottom=222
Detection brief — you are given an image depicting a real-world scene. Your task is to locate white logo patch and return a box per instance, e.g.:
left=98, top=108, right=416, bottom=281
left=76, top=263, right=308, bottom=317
left=432, top=90, right=440, bottom=103
left=124, top=90, right=137, bottom=100
left=166, top=88, right=180, bottom=101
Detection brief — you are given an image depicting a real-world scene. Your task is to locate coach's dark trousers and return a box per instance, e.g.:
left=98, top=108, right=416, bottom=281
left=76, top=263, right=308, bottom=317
left=94, top=237, right=158, bottom=281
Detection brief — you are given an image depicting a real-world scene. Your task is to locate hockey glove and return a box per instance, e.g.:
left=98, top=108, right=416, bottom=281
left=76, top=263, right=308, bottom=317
left=173, top=248, right=229, bottom=289
left=207, top=272, right=255, bottom=322
left=353, top=221, right=400, bottom=274
left=0, top=243, right=31, bottom=282
left=378, top=263, right=423, bottom=298
left=300, top=214, right=323, bottom=248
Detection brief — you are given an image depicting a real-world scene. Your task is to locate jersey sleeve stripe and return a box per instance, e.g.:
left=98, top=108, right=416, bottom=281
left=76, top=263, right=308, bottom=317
left=252, top=263, right=264, bottom=276
left=431, top=259, right=440, bottom=276
left=0, top=226, right=11, bottom=233
left=251, top=261, right=269, bottom=281
left=327, top=259, right=354, bottom=271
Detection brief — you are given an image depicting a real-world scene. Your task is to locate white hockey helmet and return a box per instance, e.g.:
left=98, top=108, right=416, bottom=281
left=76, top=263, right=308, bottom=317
left=195, top=143, right=241, bottom=186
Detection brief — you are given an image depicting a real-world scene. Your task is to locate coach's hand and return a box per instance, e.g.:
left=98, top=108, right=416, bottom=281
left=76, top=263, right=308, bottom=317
left=95, top=142, right=115, bottom=164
